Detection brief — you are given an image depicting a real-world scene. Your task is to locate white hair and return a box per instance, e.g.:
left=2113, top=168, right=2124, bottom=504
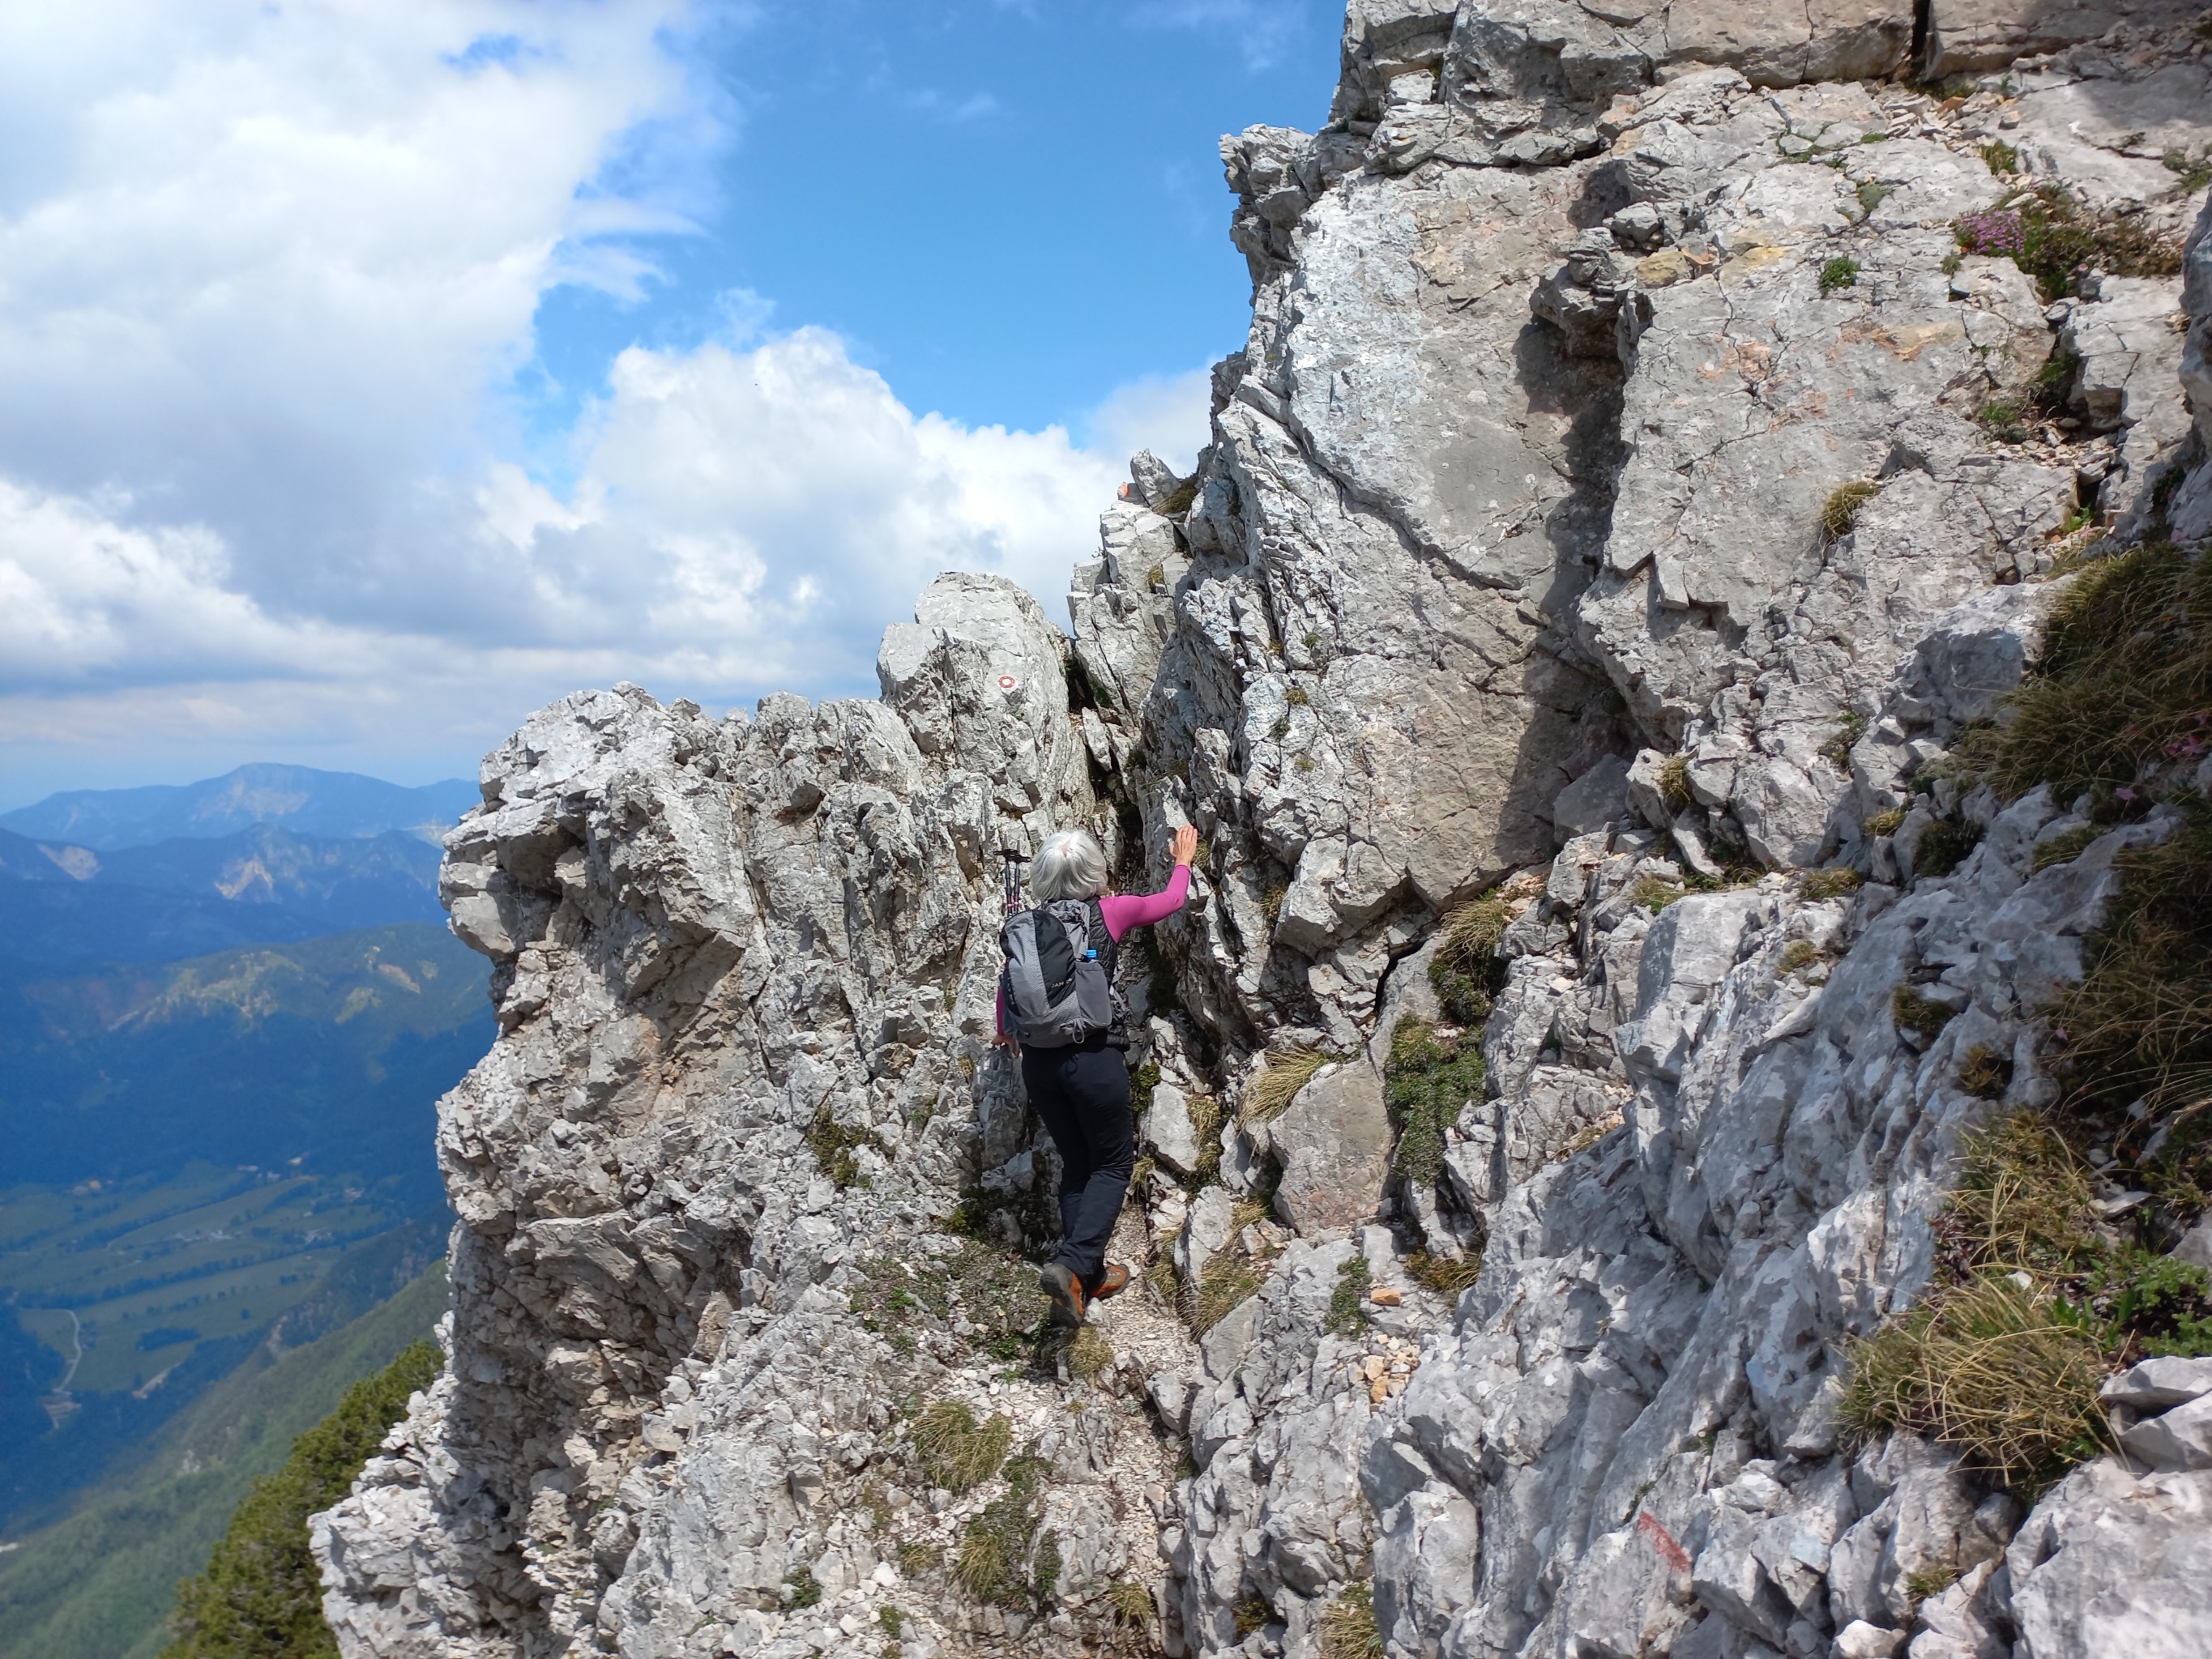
left=1031, top=829, right=1109, bottom=902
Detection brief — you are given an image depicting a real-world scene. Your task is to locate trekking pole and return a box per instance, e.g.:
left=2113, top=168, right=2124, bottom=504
left=1000, top=847, right=1028, bottom=921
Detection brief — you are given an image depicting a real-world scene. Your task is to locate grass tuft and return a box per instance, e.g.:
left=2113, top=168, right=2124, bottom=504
left=1066, top=1325, right=1113, bottom=1383
left=1431, top=894, right=1513, bottom=1024
left=785, top=1567, right=824, bottom=1609
left=1958, top=1045, right=2013, bottom=1102
left=1657, top=753, right=1693, bottom=808
left=1630, top=875, right=1686, bottom=912
left=2031, top=824, right=2099, bottom=872
left=1234, top=1594, right=1273, bottom=1638
left=1317, top=1583, right=1384, bottom=1659
left=1979, top=140, right=2018, bottom=176
left=1407, top=1247, right=1482, bottom=1297
left=1244, top=1047, right=1330, bottom=1125
left=1803, top=866, right=1863, bottom=901
left=1985, top=544, right=2212, bottom=805
left=1821, top=479, right=1881, bottom=539
left=912, top=1400, right=1011, bottom=1493
left=1837, top=1272, right=2113, bottom=1492
left=1192, top=1250, right=1264, bottom=1334
left=1915, top=819, right=1984, bottom=879
left=1108, top=1579, right=1155, bottom=1626
left=953, top=1453, right=1056, bottom=1608
left=1818, top=255, right=1861, bottom=295
left=1779, top=940, right=1821, bottom=975
left=1893, top=985, right=1960, bottom=1043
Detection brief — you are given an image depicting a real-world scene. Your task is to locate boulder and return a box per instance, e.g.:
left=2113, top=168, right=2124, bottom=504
left=1266, top=1060, right=1392, bottom=1236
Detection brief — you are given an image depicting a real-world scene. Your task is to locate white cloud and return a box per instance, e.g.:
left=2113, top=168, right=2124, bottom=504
left=1087, top=369, right=1215, bottom=476
left=0, top=0, right=1223, bottom=798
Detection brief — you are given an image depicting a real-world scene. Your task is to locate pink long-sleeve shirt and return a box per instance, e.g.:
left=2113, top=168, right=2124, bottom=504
left=997, top=864, right=1190, bottom=1038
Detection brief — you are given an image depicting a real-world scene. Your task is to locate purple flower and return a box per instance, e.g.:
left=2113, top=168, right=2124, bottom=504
left=2114, top=786, right=2138, bottom=801
left=1954, top=211, right=2025, bottom=257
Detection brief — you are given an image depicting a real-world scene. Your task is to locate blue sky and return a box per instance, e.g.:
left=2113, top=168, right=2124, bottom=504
left=0, top=0, right=1342, bottom=809
left=532, top=2, right=1336, bottom=446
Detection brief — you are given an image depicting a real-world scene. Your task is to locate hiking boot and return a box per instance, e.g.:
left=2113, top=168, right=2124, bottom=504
left=1090, top=1262, right=1131, bottom=1302
left=1039, top=1262, right=1087, bottom=1326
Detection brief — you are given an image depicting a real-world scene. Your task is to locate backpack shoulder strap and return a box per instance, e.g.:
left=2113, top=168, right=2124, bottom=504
left=1087, top=898, right=1115, bottom=973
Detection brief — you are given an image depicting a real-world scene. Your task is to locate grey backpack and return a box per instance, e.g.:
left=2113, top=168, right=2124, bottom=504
left=1000, top=899, right=1117, bottom=1048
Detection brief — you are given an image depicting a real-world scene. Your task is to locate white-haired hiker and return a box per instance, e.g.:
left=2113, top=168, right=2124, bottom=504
left=995, top=821, right=1197, bottom=1325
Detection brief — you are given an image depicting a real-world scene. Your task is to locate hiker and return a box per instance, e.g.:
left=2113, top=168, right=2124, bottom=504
left=996, top=821, right=1197, bottom=1325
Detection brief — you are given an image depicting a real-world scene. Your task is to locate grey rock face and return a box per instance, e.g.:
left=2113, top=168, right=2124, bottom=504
left=316, top=5, right=2212, bottom=1658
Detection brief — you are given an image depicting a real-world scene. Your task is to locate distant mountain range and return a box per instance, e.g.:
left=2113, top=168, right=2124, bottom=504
left=0, top=766, right=475, bottom=970
left=0, top=765, right=490, bottom=1626
left=1, top=763, right=477, bottom=851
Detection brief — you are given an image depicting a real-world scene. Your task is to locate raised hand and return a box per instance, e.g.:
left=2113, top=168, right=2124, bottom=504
left=1171, top=824, right=1199, bottom=867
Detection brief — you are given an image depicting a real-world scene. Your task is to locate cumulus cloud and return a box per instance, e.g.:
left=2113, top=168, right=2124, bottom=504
left=0, top=0, right=1221, bottom=798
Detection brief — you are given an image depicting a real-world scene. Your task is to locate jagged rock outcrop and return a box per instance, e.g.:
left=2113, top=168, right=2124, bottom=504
left=317, top=4, right=2212, bottom=1658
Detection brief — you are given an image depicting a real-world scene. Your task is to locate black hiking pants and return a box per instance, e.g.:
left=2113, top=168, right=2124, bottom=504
left=1021, top=1038, right=1134, bottom=1290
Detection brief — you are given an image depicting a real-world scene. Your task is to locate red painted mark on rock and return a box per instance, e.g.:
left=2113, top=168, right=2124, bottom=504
left=1638, top=1511, right=1690, bottom=1573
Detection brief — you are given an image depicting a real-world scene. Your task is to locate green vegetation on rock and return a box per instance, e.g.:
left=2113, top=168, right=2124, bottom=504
left=161, top=1333, right=442, bottom=1657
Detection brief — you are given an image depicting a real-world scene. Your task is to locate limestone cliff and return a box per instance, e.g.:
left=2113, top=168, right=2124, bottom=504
left=314, top=5, right=2212, bottom=1657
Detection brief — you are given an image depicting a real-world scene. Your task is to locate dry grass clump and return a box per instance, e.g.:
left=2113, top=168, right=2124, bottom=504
left=1893, top=984, right=1961, bottom=1043
left=1821, top=480, right=1881, bottom=539
left=1317, top=1584, right=1384, bottom=1659
left=2048, top=807, right=2212, bottom=1136
left=1191, top=1250, right=1265, bottom=1333
left=1657, top=753, right=1693, bottom=808
left=1440, top=895, right=1515, bottom=964
left=1866, top=806, right=1907, bottom=836
left=913, top=1400, right=1012, bottom=1493
left=1987, top=544, right=2212, bottom=804
left=1779, top=940, right=1822, bottom=975
left=2031, top=824, right=2099, bottom=872
left=1631, top=875, right=1686, bottom=912
left=1837, top=1273, right=2113, bottom=1491
left=1957, top=1044, right=2013, bottom=1102
left=1431, top=893, right=1514, bottom=1023
left=1107, top=1579, right=1155, bottom=1626
left=1244, top=1047, right=1330, bottom=1125
left=954, top=1452, right=1057, bottom=1607
left=1945, top=1111, right=2098, bottom=1277
left=1802, top=867, right=1864, bottom=901
left=1407, top=1247, right=1482, bottom=1297
left=1066, top=1325, right=1113, bottom=1383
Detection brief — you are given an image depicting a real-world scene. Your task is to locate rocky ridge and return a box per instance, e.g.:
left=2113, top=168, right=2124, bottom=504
left=315, top=4, right=2212, bottom=1658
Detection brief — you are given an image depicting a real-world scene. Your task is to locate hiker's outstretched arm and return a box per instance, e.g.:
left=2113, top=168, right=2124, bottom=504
left=1100, top=859, right=1191, bottom=939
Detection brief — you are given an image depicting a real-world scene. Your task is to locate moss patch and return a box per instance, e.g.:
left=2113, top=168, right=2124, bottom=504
left=1325, top=1255, right=1370, bottom=1339
left=807, top=1103, right=890, bottom=1188
left=1384, top=1017, right=1485, bottom=1188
